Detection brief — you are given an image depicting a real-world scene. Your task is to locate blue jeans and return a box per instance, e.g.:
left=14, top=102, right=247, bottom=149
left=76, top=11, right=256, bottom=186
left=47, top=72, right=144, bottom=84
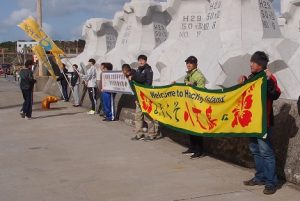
left=249, top=128, right=278, bottom=187
left=102, top=92, right=115, bottom=120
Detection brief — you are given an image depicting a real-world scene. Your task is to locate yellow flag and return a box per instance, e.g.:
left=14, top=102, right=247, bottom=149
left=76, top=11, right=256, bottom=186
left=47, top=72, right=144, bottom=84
left=32, top=45, right=57, bottom=80
left=18, top=16, right=64, bottom=54
left=53, top=53, right=64, bottom=69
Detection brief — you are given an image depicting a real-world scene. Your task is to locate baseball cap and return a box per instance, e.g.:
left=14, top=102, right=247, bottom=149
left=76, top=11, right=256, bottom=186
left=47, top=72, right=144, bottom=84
left=185, top=56, right=198, bottom=64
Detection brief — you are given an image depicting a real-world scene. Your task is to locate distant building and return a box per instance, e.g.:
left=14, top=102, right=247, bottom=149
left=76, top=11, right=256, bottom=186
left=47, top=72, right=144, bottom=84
left=17, top=41, right=38, bottom=53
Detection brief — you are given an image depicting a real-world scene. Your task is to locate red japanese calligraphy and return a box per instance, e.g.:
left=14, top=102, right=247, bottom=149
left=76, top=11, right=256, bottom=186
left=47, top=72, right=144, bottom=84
left=184, top=102, right=195, bottom=126
left=140, top=91, right=153, bottom=113
left=231, top=84, right=255, bottom=128
left=184, top=102, right=217, bottom=130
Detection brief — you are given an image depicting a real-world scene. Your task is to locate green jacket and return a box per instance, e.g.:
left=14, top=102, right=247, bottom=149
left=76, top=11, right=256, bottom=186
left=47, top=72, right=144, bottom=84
left=184, top=68, right=206, bottom=88
left=19, top=68, right=35, bottom=90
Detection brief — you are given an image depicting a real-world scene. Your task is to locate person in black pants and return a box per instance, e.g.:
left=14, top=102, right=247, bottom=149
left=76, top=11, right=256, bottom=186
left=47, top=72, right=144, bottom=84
left=57, top=64, right=69, bottom=101
left=19, top=60, right=36, bottom=119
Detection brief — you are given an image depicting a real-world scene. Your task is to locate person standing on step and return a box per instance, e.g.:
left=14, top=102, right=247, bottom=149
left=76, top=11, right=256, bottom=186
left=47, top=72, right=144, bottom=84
left=180, top=56, right=207, bottom=159
left=80, top=58, right=97, bottom=115
left=71, top=64, right=80, bottom=107
left=241, top=51, right=281, bottom=195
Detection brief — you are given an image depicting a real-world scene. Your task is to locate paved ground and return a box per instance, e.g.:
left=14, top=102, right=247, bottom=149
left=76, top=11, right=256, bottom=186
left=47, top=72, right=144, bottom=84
left=0, top=78, right=300, bottom=201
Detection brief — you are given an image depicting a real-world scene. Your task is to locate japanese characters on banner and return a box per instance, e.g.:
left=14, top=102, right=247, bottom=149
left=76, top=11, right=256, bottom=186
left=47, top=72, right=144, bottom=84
left=134, top=73, right=267, bottom=137
left=102, top=71, right=134, bottom=94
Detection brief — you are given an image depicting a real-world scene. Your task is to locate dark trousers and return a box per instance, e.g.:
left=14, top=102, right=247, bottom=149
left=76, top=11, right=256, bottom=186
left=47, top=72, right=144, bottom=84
left=190, top=135, right=203, bottom=153
left=97, top=91, right=103, bottom=113
left=62, top=84, right=68, bottom=101
left=88, top=87, right=97, bottom=111
left=22, top=89, right=33, bottom=118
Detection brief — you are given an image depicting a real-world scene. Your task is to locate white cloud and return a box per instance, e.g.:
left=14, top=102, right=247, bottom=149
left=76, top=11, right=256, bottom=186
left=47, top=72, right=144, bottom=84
left=0, top=8, right=34, bottom=37
left=4, top=8, right=34, bottom=26
left=16, top=0, right=128, bottom=17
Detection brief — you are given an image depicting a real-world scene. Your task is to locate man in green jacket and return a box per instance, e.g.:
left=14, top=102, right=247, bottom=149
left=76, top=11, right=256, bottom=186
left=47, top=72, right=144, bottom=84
left=182, top=56, right=206, bottom=159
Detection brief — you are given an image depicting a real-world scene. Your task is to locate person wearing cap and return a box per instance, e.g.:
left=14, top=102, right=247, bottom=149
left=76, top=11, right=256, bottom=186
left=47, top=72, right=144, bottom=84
left=239, top=51, right=281, bottom=195
left=181, top=56, right=206, bottom=159
left=80, top=58, right=97, bottom=115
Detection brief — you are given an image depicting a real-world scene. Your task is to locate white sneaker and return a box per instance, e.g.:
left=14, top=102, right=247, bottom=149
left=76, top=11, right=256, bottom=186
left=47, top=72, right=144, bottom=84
left=25, top=116, right=31, bottom=120
left=87, top=110, right=95, bottom=115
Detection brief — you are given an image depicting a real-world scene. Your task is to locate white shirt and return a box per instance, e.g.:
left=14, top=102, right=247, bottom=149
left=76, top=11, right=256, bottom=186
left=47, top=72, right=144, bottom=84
left=81, top=65, right=97, bottom=88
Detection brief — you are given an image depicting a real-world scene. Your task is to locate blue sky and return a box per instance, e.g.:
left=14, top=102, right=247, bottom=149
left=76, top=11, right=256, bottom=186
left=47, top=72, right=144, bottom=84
left=0, top=0, right=281, bottom=42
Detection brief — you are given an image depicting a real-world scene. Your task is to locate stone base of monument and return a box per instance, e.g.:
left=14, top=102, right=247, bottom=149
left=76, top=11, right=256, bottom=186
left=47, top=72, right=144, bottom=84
left=115, top=98, right=300, bottom=186
left=41, top=78, right=300, bottom=186
left=34, top=76, right=49, bottom=92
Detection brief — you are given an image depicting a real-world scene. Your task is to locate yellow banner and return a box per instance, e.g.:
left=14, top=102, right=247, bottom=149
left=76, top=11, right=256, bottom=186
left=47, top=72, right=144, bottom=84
left=32, top=45, right=57, bottom=80
left=134, top=73, right=267, bottom=137
left=18, top=16, right=64, bottom=54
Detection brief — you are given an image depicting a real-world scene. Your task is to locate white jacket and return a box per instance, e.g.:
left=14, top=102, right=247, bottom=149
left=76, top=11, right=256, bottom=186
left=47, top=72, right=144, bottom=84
left=82, top=65, right=97, bottom=88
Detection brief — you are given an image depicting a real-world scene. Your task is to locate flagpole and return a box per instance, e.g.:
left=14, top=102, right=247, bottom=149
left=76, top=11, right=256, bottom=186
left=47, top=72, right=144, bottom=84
left=36, top=0, right=46, bottom=76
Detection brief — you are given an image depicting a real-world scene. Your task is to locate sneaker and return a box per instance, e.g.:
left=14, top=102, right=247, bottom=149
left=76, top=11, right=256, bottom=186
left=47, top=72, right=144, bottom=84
left=263, top=186, right=277, bottom=195
left=182, top=148, right=194, bottom=154
left=243, top=178, right=265, bottom=186
left=102, top=118, right=114, bottom=121
left=87, top=110, right=95, bottom=115
left=73, top=105, right=80, bottom=107
left=190, top=152, right=204, bottom=159
left=20, top=112, right=25, bottom=118
left=143, top=136, right=155, bottom=141
left=25, top=116, right=31, bottom=120
left=131, top=135, right=144, bottom=141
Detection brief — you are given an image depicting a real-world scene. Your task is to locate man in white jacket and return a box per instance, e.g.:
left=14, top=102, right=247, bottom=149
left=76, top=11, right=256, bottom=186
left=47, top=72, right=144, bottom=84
left=81, top=58, right=97, bottom=114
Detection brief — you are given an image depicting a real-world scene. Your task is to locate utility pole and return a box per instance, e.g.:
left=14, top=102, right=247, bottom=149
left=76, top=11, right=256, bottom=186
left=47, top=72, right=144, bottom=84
left=2, top=49, right=4, bottom=64
left=37, top=0, right=44, bottom=76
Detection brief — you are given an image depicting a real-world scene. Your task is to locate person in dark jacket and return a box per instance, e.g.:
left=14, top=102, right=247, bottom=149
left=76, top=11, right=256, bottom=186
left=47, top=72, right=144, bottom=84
left=57, top=64, right=69, bottom=101
left=239, top=51, right=281, bottom=195
left=71, top=64, right=80, bottom=107
left=128, top=55, right=160, bottom=141
left=122, top=63, right=136, bottom=80
left=19, top=59, right=36, bottom=119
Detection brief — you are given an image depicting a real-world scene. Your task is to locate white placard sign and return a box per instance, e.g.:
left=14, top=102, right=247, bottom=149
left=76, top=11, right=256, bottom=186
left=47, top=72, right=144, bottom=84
left=102, top=71, right=134, bottom=94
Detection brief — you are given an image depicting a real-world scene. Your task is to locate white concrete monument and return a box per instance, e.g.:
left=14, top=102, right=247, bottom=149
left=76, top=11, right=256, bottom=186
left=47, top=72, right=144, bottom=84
left=71, top=0, right=300, bottom=100
left=104, top=0, right=171, bottom=78
left=69, top=18, right=118, bottom=69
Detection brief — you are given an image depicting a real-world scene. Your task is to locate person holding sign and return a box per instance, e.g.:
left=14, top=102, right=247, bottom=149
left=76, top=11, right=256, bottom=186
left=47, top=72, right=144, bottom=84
left=240, top=51, right=281, bottom=195
left=101, top=63, right=116, bottom=121
left=128, top=55, right=161, bottom=141
left=179, top=56, right=207, bottom=159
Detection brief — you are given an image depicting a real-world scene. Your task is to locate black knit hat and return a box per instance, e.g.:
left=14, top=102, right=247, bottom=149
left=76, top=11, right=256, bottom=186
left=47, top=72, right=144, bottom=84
left=88, top=58, right=96, bottom=65
left=250, top=51, right=269, bottom=69
left=185, top=56, right=198, bottom=64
